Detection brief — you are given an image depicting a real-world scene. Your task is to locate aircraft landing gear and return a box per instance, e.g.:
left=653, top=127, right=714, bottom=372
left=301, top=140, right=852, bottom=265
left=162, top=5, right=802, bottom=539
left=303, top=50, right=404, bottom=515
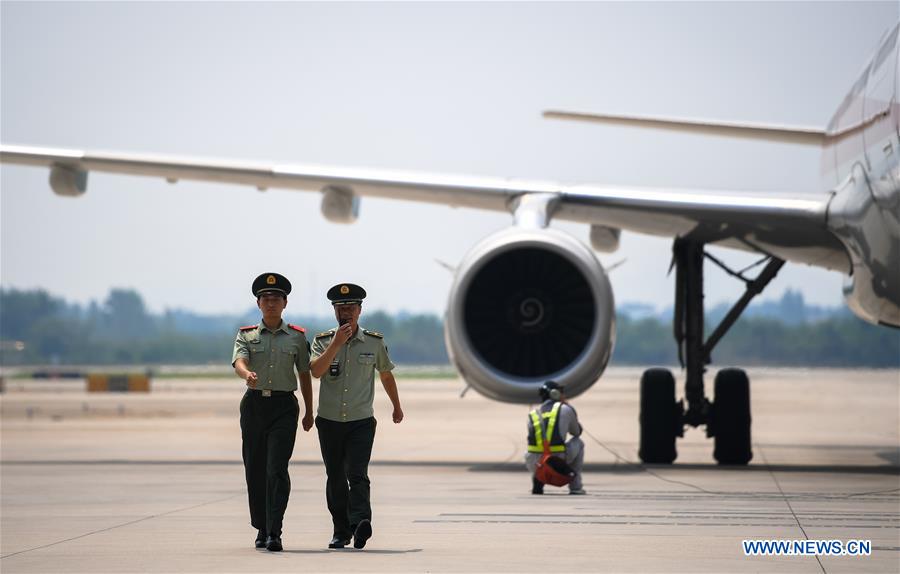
left=638, top=368, right=679, bottom=464
left=711, top=368, right=752, bottom=464
left=638, top=237, right=784, bottom=465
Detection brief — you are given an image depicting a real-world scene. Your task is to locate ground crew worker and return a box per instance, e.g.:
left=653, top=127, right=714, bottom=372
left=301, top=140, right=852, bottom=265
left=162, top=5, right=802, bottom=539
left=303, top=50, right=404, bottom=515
left=525, top=381, right=586, bottom=495
left=310, top=283, right=404, bottom=550
left=232, top=272, right=314, bottom=552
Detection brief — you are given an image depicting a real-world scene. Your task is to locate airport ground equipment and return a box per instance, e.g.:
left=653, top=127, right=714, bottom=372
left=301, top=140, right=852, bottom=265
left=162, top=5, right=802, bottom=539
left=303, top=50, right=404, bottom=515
left=86, top=374, right=150, bottom=392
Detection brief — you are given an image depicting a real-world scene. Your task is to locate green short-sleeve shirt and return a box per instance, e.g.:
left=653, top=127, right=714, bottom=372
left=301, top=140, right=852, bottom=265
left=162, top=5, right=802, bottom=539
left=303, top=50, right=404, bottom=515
left=232, top=320, right=310, bottom=392
left=311, top=326, right=395, bottom=422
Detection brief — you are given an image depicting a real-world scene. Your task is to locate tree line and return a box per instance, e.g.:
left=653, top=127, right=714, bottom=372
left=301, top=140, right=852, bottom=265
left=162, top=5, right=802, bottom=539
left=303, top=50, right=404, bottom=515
left=0, top=288, right=447, bottom=366
left=0, top=288, right=897, bottom=367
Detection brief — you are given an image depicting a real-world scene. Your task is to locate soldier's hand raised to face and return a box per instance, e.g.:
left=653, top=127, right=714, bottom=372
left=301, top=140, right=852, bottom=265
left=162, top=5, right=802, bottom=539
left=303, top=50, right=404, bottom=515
left=333, top=323, right=353, bottom=345
left=245, top=371, right=259, bottom=389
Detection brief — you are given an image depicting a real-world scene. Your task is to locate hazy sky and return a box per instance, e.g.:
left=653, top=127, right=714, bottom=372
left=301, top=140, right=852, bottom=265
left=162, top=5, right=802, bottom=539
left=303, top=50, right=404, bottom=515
left=2, top=2, right=897, bottom=316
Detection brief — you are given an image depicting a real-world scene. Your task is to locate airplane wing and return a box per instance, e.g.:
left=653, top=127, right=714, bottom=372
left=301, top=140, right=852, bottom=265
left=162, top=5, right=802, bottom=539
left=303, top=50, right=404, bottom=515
left=0, top=143, right=848, bottom=272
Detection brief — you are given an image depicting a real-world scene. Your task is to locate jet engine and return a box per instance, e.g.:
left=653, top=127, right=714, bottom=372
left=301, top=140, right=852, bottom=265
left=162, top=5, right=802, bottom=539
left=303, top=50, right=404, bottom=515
left=444, top=227, right=615, bottom=403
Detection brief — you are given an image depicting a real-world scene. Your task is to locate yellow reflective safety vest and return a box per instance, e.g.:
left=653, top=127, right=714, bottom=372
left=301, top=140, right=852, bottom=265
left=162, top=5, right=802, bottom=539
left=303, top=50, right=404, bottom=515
left=527, top=401, right=566, bottom=453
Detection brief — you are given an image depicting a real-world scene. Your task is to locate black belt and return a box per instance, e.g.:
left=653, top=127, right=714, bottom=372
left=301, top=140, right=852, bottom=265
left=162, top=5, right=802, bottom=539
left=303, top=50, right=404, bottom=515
left=246, top=388, right=294, bottom=397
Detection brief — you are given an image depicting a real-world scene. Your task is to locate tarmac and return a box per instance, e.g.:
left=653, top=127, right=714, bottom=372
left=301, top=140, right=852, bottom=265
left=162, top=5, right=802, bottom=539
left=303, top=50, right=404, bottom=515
left=1, top=367, right=898, bottom=573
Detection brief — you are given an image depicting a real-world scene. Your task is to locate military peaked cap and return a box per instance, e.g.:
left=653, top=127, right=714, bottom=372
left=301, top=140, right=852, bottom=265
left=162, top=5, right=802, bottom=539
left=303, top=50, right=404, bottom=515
left=252, top=272, right=292, bottom=297
left=327, top=283, right=366, bottom=306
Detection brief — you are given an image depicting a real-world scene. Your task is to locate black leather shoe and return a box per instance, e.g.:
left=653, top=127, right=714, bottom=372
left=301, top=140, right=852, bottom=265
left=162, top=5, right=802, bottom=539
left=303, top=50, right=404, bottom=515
left=328, top=536, right=351, bottom=549
left=353, top=519, right=372, bottom=549
left=254, top=529, right=266, bottom=548
left=265, top=535, right=283, bottom=552
left=531, top=477, right=544, bottom=495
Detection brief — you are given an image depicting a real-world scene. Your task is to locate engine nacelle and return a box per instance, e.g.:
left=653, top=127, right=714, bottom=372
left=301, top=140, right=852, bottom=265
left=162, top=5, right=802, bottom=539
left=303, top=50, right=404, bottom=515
left=49, top=165, right=87, bottom=197
left=445, top=227, right=615, bottom=403
left=320, top=185, right=359, bottom=223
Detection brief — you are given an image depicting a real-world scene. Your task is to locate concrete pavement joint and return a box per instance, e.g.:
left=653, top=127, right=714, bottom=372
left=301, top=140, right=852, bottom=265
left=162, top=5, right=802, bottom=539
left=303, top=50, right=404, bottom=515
left=414, top=519, right=894, bottom=528
left=0, top=492, right=243, bottom=560
left=758, top=443, right=827, bottom=574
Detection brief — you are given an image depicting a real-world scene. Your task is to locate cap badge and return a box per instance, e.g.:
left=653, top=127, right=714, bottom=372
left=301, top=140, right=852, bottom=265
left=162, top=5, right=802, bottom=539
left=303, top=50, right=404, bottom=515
left=340, top=285, right=350, bottom=295
left=267, top=275, right=276, bottom=285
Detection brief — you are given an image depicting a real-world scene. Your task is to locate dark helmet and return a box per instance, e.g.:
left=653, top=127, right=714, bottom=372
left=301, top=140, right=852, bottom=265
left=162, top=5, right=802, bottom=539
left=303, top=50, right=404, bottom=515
left=539, top=381, right=564, bottom=401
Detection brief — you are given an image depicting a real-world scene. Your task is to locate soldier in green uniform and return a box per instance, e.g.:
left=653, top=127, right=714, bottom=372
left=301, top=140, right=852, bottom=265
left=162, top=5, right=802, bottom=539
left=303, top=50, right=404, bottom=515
left=232, top=272, right=314, bottom=552
left=310, top=283, right=404, bottom=550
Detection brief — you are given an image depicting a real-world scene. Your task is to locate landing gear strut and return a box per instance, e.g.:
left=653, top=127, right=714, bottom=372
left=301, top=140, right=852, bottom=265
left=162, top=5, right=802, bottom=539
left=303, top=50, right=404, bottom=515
left=638, top=238, right=784, bottom=465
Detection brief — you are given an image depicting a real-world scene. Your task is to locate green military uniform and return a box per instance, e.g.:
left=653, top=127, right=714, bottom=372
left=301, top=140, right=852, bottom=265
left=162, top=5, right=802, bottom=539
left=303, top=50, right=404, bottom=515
left=232, top=272, right=310, bottom=544
left=233, top=321, right=310, bottom=394
left=312, top=327, right=394, bottom=423
left=312, top=283, right=395, bottom=545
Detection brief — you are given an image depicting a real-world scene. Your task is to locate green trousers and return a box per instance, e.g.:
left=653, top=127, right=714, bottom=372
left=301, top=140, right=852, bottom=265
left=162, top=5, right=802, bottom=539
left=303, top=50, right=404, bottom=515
left=240, top=390, right=299, bottom=536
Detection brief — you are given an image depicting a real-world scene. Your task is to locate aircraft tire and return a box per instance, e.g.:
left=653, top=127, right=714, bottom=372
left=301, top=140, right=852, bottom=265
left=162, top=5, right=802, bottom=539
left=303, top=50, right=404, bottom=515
left=712, top=368, right=752, bottom=465
left=638, top=368, right=678, bottom=464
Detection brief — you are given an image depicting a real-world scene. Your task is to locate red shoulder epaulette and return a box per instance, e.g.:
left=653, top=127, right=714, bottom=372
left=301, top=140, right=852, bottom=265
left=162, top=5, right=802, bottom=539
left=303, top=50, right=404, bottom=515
left=288, top=324, right=306, bottom=333
left=239, top=325, right=258, bottom=331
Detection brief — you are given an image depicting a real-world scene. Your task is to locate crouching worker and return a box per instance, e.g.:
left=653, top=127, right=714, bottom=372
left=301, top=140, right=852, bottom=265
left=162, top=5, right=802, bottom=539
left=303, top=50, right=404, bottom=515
left=525, top=381, right=586, bottom=495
